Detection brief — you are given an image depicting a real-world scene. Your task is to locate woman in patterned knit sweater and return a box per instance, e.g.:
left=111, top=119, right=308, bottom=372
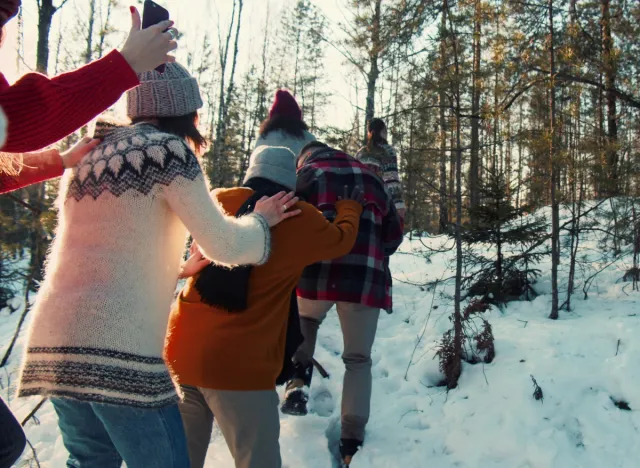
left=355, top=118, right=406, bottom=219
left=17, top=64, right=299, bottom=468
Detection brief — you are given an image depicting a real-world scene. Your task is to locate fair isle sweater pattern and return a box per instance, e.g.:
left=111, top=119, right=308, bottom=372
left=20, top=348, right=174, bottom=407
left=67, top=124, right=200, bottom=201
left=19, top=124, right=207, bottom=408
left=355, top=144, right=406, bottom=211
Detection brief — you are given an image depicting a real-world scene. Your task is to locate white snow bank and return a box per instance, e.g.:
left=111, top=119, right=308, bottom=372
left=3, top=206, right=640, bottom=467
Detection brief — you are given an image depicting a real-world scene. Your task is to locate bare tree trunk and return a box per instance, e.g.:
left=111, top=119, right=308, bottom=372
left=601, top=0, right=618, bottom=196
left=516, top=102, right=524, bottom=210
left=30, top=0, right=68, bottom=287
left=211, top=0, right=242, bottom=186
left=37, top=0, right=66, bottom=74
left=363, top=0, right=382, bottom=144
left=506, top=111, right=512, bottom=197
left=449, top=118, right=455, bottom=225
left=448, top=0, right=463, bottom=390
left=85, top=0, right=96, bottom=64
left=218, top=0, right=243, bottom=186
left=97, top=0, right=115, bottom=60
left=469, top=0, right=482, bottom=217
left=548, top=0, right=560, bottom=320
left=406, top=87, right=416, bottom=234
left=438, top=5, right=449, bottom=234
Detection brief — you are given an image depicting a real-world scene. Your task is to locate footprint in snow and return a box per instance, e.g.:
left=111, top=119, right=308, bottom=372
left=312, top=388, right=335, bottom=417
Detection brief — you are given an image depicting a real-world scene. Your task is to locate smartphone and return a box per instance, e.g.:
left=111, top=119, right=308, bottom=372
left=142, top=0, right=170, bottom=73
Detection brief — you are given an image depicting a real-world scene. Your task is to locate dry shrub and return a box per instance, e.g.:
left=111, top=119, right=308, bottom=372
left=436, top=300, right=496, bottom=389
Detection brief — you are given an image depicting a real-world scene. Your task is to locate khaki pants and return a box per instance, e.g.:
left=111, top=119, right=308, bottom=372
left=178, top=386, right=282, bottom=468
left=295, top=298, right=380, bottom=441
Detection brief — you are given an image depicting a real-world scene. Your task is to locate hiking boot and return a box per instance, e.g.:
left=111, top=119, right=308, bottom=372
left=281, top=379, right=309, bottom=416
left=339, top=438, right=362, bottom=466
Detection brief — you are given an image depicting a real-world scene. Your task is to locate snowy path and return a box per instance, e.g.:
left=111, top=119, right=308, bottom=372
left=3, top=234, right=640, bottom=467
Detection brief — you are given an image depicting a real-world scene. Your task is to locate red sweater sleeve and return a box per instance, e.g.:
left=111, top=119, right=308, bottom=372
left=0, top=50, right=139, bottom=153
left=0, top=150, right=64, bottom=194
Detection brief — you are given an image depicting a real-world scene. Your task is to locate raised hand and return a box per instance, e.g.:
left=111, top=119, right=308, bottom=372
left=120, top=6, right=178, bottom=74
left=338, top=185, right=366, bottom=206
left=60, top=137, right=101, bottom=169
left=178, top=242, right=210, bottom=279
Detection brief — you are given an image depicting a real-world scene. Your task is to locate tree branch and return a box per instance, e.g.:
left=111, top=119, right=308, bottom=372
left=21, top=398, right=47, bottom=427
left=530, top=67, right=640, bottom=109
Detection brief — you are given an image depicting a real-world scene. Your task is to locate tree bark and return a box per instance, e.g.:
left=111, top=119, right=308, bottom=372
left=601, top=0, right=618, bottom=196
left=211, top=0, right=241, bottom=186
left=438, top=5, right=449, bottom=234
left=97, top=0, right=115, bottom=60
left=448, top=0, right=463, bottom=390
left=548, top=0, right=560, bottom=320
left=85, top=0, right=96, bottom=64
left=469, top=0, right=482, bottom=217
left=37, top=0, right=57, bottom=74
left=363, top=0, right=382, bottom=144
left=218, top=0, right=243, bottom=186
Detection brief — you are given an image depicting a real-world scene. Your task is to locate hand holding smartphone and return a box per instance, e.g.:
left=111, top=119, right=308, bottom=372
left=142, top=0, right=170, bottom=73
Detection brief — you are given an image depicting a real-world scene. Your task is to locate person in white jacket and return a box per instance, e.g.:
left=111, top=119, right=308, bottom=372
left=255, top=89, right=316, bottom=158
left=17, top=63, right=299, bottom=468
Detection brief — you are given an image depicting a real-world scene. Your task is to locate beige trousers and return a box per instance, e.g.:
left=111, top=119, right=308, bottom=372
left=295, top=298, right=380, bottom=441
left=178, top=385, right=281, bottom=468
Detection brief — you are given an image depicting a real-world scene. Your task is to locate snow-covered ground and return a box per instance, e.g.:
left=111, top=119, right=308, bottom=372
left=3, top=204, right=640, bottom=467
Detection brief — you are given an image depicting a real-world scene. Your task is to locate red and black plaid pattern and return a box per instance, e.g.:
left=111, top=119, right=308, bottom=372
left=296, top=146, right=404, bottom=310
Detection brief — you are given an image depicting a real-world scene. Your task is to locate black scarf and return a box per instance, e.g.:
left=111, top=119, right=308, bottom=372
left=194, top=178, right=288, bottom=311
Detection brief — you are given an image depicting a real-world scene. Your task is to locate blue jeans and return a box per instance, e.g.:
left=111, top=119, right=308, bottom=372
left=51, top=398, right=190, bottom=468
left=0, top=397, right=26, bottom=468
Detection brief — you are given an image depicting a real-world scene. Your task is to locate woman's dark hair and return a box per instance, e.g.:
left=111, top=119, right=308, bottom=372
left=259, top=115, right=309, bottom=139
left=132, top=111, right=207, bottom=155
left=367, top=118, right=388, bottom=149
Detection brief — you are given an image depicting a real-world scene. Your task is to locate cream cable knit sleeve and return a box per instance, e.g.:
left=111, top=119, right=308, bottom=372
left=165, top=169, right=271, bottom=267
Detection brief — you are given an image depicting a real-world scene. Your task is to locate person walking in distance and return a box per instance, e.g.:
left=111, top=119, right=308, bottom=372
left=282, top=142, right=404, bottom=466
left=356, top=118, right=406, bottom=220
left=255, top=89, right=316, bottom=158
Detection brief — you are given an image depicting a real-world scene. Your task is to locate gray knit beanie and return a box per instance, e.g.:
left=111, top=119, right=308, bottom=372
left=127, top=63, right=203, bottom=119
left=243, top=146, right=297, bottom=191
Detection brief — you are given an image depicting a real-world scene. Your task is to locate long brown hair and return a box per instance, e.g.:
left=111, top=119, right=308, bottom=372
left=259, top=115, right=309, bottom=139
left=367, top=118, right=388, bottom=150
left=132, top=112, right=207, bottom=155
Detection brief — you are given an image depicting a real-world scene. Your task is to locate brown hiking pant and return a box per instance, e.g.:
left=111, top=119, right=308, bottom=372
left=295, top=298, right=380, bottom=441
left=178, top=386, right=281, bottom=468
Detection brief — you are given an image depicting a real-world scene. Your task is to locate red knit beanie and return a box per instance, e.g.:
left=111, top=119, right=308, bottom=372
left=269, top=89, right=302, bottom=121
left=0, top=0, right=21, bottom=28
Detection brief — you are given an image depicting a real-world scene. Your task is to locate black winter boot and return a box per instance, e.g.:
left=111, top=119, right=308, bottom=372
left=281, top=361, right=313, bottom=416
left=339, top=439, right=363, bottom=466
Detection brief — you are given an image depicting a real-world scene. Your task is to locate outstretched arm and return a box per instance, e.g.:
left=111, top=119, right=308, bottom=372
left=165, top=142, right=299, bottom=267
left=0, top=137, right=100, bottom=195
left=0, top=52, right=138, bottom=153
left=1, top=7, right=179, bottom=153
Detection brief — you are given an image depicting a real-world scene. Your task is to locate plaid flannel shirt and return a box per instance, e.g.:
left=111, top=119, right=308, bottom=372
left=296, top=146, right=404, bottom=310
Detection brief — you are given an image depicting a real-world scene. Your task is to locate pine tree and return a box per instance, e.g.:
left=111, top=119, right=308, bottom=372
left=464, top=169, right=547, bottom=304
